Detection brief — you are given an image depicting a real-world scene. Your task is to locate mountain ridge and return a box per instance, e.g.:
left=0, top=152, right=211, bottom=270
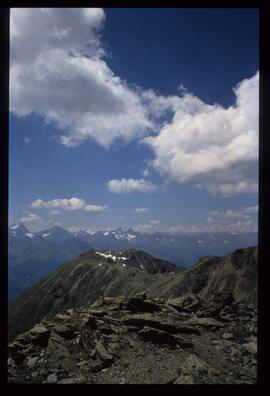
left=8, top=246, right=257, bottom=342
left=8, top=223, right=257, bottom=300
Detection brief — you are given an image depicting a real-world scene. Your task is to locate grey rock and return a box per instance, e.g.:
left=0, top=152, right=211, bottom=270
left=53, top=324, right=76, bottom=340
left=242, top=342, right=257, bottom=355
left=30, top=324, right=51, bottom=347
left=47, top=373, right=58, bottom=383
left=95, top=342, right=114, bottom=365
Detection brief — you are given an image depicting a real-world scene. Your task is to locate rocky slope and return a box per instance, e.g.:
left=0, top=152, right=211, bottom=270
left=8, top=247, right=257, bottom=343
left=8, top=292, right=257, bottom=384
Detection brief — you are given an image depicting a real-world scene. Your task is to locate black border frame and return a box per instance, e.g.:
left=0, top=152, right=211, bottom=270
left=1, top=1, right=269, bottom=392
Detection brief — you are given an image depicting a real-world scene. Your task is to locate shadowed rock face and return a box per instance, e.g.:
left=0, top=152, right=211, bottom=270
left=8, top=292, right=257, bottom=384
left=8, top=247, right=257, bottom=343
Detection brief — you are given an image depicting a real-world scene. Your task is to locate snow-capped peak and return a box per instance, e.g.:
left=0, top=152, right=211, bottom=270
left=10, top=224, right=20, bottom=230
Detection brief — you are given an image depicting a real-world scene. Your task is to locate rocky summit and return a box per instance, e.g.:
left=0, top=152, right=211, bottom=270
left=8, top=291, right=257, bottom=384
left=8, top=246, right=257, bottom=384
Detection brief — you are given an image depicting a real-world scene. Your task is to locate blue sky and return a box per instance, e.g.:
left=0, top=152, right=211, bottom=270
left=9, top=8, right=259, bottom=233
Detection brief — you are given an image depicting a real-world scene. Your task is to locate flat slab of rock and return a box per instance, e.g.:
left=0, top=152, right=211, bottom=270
left=124, top=314, right=200, bottom=335
left=187, top=317, right=225, bottom=329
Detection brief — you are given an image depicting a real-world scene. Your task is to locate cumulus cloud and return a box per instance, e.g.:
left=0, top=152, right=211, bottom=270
left=134, top=207, right=149, bottom=213
left=143, top=72, right=259, bottom=196
left=107, top=178, right=156, bottom=193
left=31, top=197, right=108, bottom=212
left=10, top=9, right=259, bottom=198
left=10, top=8, right=153, bottom=148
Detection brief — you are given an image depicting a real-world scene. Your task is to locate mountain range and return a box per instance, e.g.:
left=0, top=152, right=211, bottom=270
left=8, top=223, right=257, bottom=301
left=8, top=246, right=257, bottom=342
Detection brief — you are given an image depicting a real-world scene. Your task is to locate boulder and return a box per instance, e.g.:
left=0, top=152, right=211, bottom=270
left=8, top=343, right=27, bottom=365
left=138, top=326, right=179, bottom=346
left=126, top=297, right=161, bottom=313
left=53, top=324, right=77, bottom=340
left=47, top=373, right=58, bottom=384
left=27, top=356, right=39, bottom=367
left=30, top=324, right=51, bottom=347
left=242, top=342, right=257, bottom=355
left=134, top=291, right=147, bottom=300
left=168, top=294, right=202, bottom=313
left=95, top=342, right=114, bottom=366
left=80, top=314, right=98, bottom=330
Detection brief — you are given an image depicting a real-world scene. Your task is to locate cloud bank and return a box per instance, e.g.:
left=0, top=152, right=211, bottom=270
left=31, top=197, right=108, bottom=212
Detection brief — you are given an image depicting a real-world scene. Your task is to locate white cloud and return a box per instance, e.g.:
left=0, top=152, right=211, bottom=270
left=205, top=206, right=258, bottom=233
left=149, top=219, right=159, bottom=225
left=134, top=207, right=149, bottom=213
left=107, top=178, right=156, bottom=193
left=134, top=219, right=160, bottom=233
left=50, top=209, right=60, bottom=215
left=143, top=73, right=259, bottom=197
left=208, top=206, right=258, bottom=222
left=19, top=213, right=41, bottom=224
left=10, top=9, right=259, bottom=198
left=243, top=206, right=258, bottom=214
left=223, top=210, right=242, bottom=218
left=19, top=212, right=54, bottom=231
left=142, top=168, right=149, bottom=177
left=10, top=8, right=153, bottom=148
left=31, top=197, right=108, bottom=212
left=24, top=137, right=31, bottom=144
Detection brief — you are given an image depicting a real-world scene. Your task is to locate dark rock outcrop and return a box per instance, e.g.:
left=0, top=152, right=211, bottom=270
left=8, top=292, right=257, bottom=384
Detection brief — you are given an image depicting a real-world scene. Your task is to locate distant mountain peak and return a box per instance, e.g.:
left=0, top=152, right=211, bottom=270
left=9, top=223, right=28, bottom=231
left=50, top=225, right=69, bottom=232
left=9, top=223, right=29, bottom=239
